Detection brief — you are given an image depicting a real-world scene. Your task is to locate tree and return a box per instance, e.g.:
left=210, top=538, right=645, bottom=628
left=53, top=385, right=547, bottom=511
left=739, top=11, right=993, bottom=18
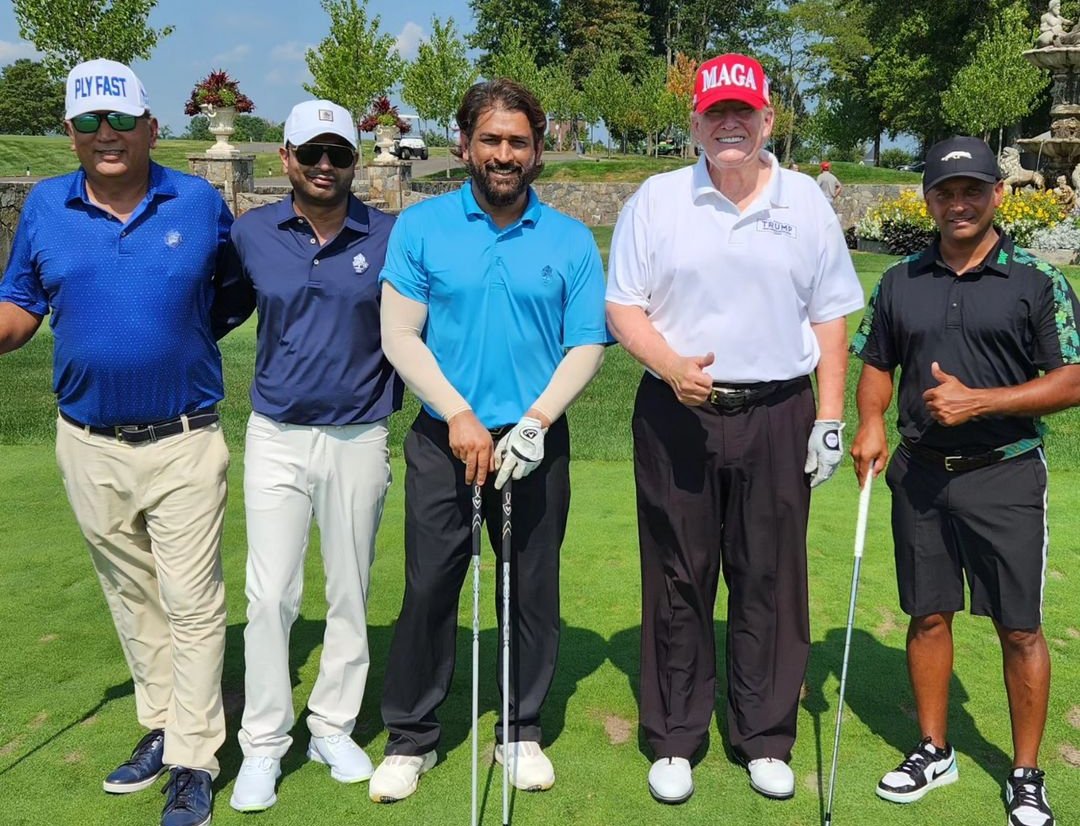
left=582, top=51, right=645, bottom=152
left=181, top=116, right=211, bottom=141
left=0, top=59, right=64, bottom=135
left=941, top=2, right=1047, bottom=144
left=538, top=59, right=585, bottom=149
left=304, top=0, right=404, bottom=125
left=638, top=0, right=770, bottom=62
left=233, top=115, right=285, bottom=143
left=401, top=16, right=477, bottom=177
left=560, top=0, right=652, bottom=80
left=468, top=0, right=560, bottom=73
left=484, top=29, right=543, bottom=93
left=13, top=0, right=174, bottom=76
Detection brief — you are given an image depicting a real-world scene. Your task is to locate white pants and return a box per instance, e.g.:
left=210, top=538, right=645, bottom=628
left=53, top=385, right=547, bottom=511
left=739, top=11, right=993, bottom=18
left=238, top=412, right=390, bottom=757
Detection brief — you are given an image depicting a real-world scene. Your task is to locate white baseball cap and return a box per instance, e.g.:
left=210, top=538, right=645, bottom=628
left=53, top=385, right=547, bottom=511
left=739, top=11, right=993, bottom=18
left=65, top=58, right=149, bottom=119
left=284, top=100, right=358, bottom=149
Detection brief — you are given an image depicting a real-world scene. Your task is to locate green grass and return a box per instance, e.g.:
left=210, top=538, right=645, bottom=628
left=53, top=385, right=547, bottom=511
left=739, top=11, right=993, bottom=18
left=2, top=241, right=1080, bottom=824
left=0, top=135, right=281, bottom=179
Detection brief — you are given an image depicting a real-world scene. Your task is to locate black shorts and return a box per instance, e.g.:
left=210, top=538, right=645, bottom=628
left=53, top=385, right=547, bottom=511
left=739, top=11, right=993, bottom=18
left=885, top=445, right=1048, bottom=630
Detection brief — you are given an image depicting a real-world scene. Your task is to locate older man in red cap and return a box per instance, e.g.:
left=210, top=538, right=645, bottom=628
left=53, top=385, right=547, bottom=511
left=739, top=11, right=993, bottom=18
left=606, top=53, right=863, bottom=804
left=817, top=160, right=842, bottom=208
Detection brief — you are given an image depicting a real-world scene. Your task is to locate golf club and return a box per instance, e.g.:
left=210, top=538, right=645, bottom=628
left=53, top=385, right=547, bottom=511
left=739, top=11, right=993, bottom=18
left=824, top=462, right=875, bottom=826
left=501, top=480, right=512, bottom=826
left=471, top=483, right=482, bottom=826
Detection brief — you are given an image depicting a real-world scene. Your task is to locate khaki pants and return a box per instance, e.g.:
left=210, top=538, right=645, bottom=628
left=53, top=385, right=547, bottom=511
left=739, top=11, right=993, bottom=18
left=238, top=412, right=390, bottom=757
left=55, top=416, right=229, bottom=776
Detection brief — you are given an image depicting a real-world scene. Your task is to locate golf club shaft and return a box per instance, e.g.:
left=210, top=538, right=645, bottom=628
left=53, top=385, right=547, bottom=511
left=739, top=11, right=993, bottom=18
left=471, top=484, right=482, bottom=826
left=502, top=481, right=512, bottom=826
left=824, top=465, right=875, bottom=826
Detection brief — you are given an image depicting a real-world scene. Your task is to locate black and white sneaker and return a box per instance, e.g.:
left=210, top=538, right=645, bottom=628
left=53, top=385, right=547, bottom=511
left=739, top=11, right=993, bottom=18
left=1006, top=767, right=1055, bottom=826
left=876, top=736, right=958, bottom=803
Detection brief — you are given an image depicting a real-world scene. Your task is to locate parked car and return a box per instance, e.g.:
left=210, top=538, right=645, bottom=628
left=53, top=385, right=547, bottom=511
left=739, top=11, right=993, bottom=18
left=392, top=135, right=428, bottom=160
left=897, top=160, right=925, bottom=172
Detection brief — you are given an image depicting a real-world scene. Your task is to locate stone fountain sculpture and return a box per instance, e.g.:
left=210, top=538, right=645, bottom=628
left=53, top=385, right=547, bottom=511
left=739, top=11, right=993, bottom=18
left=1015, top=1, right=1080, bottom=191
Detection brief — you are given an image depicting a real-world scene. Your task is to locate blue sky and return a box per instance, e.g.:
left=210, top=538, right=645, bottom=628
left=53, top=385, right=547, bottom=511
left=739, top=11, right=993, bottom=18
left=0, top=0, right=475, bottom=134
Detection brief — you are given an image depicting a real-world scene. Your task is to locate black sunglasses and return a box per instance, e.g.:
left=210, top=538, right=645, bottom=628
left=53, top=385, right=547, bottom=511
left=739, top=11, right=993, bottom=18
left=291, top=143, right=356, bottom=168
left=70, top=112, right=144, bottom=133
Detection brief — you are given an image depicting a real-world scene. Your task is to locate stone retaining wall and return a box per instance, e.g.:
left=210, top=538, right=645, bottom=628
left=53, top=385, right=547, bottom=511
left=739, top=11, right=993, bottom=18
left=833, top=183, right=923, bottom=229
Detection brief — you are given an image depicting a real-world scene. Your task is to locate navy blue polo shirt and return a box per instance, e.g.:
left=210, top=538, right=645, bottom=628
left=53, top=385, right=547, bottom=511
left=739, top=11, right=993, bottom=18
left=0, top=163, right=232, bottom=426
left=851, top=233, right=1080, bottom=450
left=379, top=184, right=608, bottom=428
left=220, top=194, right=402, bottom=426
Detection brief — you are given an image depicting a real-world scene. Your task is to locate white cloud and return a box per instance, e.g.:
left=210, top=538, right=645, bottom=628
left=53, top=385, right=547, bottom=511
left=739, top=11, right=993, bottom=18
left=270, top=41, right=309, bottom=63
left=0, top=40, right=41, bottom=62
left=210, top=44, right=251, bottom=65
left=394, top=22, right=424, bottom=61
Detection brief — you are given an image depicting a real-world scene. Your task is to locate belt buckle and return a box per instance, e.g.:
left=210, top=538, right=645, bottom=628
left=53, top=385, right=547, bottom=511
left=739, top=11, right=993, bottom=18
left=710, top=387, right=749, bottom=410
left=115, top=425, right=148, bottom=444
left=944, top=455, right=961, bottom=472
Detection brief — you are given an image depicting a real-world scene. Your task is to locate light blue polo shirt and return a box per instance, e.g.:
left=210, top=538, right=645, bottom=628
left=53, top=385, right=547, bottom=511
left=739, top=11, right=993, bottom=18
left=379, top=184, right=608, bottom=428
left=0, top=163, right=232, bottom=426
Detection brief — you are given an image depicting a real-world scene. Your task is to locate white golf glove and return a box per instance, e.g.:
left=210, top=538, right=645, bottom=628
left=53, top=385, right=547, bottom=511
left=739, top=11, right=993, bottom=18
left=494, top=416, right=546, bottom=490
left=805, top=419, right=844, bottom=488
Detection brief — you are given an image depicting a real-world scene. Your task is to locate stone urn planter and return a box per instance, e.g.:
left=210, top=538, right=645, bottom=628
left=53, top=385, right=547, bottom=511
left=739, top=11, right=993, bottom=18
left=201, top=104, right=238, bottom=156
left=372, top=124, right=400, bottom=165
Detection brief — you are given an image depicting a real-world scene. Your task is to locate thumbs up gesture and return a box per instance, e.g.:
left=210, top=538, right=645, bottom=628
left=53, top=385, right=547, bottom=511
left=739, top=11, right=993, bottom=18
left=922, top=361, right=982, bottom=426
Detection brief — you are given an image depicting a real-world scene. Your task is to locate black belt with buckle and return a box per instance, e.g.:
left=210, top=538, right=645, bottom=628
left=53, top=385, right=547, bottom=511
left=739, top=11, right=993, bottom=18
left=901, top=438, right=1040, bottom=473
left=708, top=378, right=802, bottom=412
left=60, top=407, right=219, bottom=444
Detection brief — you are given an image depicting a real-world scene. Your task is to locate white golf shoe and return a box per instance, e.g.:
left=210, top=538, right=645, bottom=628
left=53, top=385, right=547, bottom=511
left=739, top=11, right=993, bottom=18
left=747, top=757, right=795, bottom=799
left=648, top=757, right=693, bottom=804
left=368, top=751, right=437, bottom=803
left=494, top=741, right=555, bottom=791
left=307, top=734, right=374, bottom=783
left=229, top=756, right=281, bottom=812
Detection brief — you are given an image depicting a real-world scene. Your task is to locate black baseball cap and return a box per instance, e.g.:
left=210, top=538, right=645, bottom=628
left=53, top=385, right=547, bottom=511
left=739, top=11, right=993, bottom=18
left=922, top=136, right=1001, bottom=193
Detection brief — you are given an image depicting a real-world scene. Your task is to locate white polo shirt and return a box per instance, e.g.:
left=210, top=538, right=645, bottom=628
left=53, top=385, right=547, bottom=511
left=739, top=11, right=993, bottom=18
left=606, top=152, right=863, bottom=382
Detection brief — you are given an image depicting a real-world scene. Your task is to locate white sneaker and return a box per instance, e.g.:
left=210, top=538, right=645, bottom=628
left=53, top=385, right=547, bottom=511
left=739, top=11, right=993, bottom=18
left=494, top=741, right=555, bottom=791
left=229, top=756, right=281, bottom=812
left=307, top=734, right=374, bottom=783
left=748, top=757, right=795, bottom=799
left=876, top=737, right=957, bottom=803
left=648, top=757, right=693, bottom=804
left=369, top=751, right=437, bottom=803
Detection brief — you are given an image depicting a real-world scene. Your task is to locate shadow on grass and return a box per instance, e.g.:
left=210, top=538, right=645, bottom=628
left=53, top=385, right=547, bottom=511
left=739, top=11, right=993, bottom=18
left=804, top=627, right=1012, bottom=795
left=607, top=621, right=732, bottom=767
left=0, top=679, right=134, bottom=779
left=215, top=615, right=608, bottom=785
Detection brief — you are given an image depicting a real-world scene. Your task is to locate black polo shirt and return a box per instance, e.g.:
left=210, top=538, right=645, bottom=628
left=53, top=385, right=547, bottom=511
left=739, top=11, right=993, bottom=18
left=851, top=232, right=1080, bottom=451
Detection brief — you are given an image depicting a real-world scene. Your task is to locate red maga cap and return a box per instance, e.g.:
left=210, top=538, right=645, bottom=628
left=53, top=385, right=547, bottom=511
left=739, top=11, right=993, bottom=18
left=693, top=54, right=770, bottom=113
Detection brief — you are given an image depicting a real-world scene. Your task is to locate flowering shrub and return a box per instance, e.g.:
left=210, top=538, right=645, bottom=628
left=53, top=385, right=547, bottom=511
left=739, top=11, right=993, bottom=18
left=856, top=188, right=1069, bottom=252
left=184, top=70, right=254, bottom=115
left=996, top=188, right=1067, bottom=247
left=358, top=97, right=411, bottom=134
left=1028, top=217, right=1080, bottom=250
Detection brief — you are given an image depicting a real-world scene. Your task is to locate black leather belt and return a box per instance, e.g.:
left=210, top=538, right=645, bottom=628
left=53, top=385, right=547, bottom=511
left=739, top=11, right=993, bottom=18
left=60, top=408, right=219, bottom=444
left=708, top=378, right=802, bottom=412
left=901, top=437, right=1040, bottom=473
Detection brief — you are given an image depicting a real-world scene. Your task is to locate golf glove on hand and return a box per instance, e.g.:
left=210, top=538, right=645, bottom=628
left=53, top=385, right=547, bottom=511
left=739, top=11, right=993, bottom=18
left=805, top=419, right=844, bottom=488
left=494, top=416, right=546, bottom=490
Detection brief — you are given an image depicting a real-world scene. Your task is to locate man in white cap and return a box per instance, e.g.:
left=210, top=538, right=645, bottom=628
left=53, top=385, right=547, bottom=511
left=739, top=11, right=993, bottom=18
left=0, top=59, right=234, bottom=826
left=214, top=100, right=402, bottom=812
left=606, top=52, right=862, bottom=804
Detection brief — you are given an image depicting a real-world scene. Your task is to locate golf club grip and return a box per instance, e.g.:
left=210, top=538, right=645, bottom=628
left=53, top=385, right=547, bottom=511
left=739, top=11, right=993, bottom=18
left=853, top=462, right=875, bottom=560
left=472, top=484, right=482, bottom=557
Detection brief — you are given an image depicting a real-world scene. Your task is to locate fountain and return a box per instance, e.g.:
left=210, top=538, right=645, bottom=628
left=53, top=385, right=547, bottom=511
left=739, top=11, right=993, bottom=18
left=1015, top=0, right=1080, bottom=188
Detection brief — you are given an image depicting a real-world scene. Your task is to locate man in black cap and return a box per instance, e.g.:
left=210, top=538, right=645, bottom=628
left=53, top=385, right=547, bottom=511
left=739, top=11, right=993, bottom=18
left=850, top=135, right=1080, bottom=826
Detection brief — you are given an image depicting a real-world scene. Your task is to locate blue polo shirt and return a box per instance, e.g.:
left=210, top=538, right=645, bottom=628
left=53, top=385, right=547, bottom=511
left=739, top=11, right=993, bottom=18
left=218, top=194, right=403, bottom=426
left=0, top=163, right=232, bottom=426
left=379, top=184, right=608, bottom=428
